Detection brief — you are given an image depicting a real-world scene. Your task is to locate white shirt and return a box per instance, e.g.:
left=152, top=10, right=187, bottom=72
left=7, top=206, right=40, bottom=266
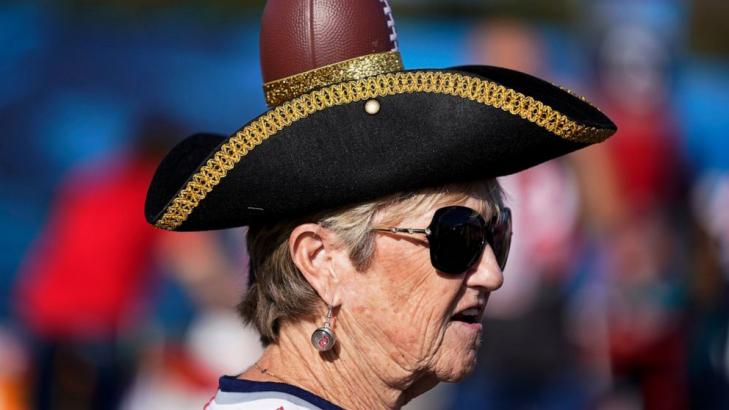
left=204, top=377, right=343, bottom=410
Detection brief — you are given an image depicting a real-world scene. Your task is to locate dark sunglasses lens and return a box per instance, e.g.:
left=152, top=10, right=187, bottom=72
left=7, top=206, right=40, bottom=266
left=428, top=207, right=486, bottom=274
left=489, top=207, right=512, bottom=270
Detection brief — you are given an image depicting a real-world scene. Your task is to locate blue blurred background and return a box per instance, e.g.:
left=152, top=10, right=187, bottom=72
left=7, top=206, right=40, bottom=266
left=1, top=0, right=728, bottom=408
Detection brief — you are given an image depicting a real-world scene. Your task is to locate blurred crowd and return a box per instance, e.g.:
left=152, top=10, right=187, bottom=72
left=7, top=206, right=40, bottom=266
left=1, top=0, right=727, bottom=409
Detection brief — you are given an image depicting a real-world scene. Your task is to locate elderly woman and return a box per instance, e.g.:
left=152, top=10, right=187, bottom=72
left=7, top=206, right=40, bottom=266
left=144, top=1, right=616, bottom=409
left=234, top=180, right=509, bottom=409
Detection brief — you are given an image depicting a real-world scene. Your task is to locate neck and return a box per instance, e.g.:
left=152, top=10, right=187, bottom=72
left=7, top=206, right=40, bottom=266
left=245, top=319, right=431, bottom=410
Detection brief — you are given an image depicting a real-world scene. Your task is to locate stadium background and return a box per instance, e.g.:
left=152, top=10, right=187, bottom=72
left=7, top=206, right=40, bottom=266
left=1, top=0, right=728, bottom=408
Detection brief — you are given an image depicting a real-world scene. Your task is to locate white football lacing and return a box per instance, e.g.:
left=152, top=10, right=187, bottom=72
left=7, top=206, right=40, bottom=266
left=380, top=0, right=399, bottom=51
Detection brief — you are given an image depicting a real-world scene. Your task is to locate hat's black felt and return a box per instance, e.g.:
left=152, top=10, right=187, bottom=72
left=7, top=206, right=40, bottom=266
left=145, top=65, right=616, bottom=231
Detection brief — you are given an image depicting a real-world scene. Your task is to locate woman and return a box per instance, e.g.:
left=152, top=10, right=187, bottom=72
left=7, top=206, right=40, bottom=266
left=232, top=180, right=509, bottom=409
left=144, top=1, right=616, bottom=408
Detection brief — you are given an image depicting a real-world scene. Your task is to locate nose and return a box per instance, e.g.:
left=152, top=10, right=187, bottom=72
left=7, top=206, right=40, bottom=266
left=464, top=245, right=504, bottom=292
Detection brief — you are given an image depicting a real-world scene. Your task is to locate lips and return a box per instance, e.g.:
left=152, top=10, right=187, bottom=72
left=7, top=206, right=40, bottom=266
left=450, top=305, right=484, bottom=325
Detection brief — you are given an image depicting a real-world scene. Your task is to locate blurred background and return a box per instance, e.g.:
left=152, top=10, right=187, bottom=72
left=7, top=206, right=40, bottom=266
left=1, top=0, right=728, bottom=409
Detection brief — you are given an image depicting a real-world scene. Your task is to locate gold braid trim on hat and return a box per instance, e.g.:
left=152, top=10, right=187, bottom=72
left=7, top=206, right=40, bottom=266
left=155, top=71, right=614, bottom=230
left=263, top=51, right=404, bottom=107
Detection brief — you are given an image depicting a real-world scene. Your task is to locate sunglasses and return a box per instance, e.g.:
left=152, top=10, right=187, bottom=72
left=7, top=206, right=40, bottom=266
left=372, top=205, right=512, bottom=274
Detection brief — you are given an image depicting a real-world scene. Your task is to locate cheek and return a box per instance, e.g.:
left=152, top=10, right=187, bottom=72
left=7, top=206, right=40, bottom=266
left=345, top=241, right=464, bottom=365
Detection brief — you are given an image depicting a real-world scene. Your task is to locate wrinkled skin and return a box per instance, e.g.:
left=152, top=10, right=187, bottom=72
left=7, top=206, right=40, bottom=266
left=243, top=195, right=505, bottom=409
left=336, top=196, right=504, bottom=385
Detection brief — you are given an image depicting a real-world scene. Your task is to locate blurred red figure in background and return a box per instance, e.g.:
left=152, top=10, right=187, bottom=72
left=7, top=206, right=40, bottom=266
left=13, top=118, right=179, bottom=409
left=17, top=156, right=161, bottom=339
left=582, top=19, right=691, bottom=410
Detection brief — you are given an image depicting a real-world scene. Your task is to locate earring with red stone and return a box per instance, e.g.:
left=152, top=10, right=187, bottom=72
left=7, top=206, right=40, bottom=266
left=311, top=304, right=336, bottom=352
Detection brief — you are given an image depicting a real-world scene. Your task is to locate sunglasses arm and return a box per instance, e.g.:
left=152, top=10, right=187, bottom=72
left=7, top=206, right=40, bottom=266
left=372, top=227, right=431, bottom=235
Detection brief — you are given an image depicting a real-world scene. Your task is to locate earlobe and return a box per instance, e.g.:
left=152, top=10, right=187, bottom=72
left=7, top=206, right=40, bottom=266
left=289, top=224, right=340, bottom=305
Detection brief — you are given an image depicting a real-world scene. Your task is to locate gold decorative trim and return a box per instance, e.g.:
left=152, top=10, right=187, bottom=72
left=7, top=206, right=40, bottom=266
left=263, top=51, right=404, bottom=106
left=155, top=71, right=614, bottom=230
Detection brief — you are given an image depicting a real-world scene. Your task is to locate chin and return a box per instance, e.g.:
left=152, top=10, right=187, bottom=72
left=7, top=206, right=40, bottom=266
left=438, top=364, right=477, bottom=383
left=454, top=354, right=479, bottom=381
left=433, top=346, right=479, bottom=383
left=433, top=323, right=482, bottom=381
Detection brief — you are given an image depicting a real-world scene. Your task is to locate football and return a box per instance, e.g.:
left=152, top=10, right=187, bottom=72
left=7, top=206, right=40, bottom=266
left=260, top=0, right=399, bottom=83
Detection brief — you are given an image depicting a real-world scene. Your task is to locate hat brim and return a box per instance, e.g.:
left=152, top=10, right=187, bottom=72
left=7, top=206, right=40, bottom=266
left=146, top=65, right=616, bottom=231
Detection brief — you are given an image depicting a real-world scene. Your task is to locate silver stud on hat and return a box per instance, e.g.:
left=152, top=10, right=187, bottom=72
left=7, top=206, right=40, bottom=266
left=364, top=99, right=380, bottom=115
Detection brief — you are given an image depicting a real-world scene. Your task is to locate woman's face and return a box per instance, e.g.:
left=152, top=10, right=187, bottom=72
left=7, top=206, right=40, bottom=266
left=338, top=195, right=504, bottom=383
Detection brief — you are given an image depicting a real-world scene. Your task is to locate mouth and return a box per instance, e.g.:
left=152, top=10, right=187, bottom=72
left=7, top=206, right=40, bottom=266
left=450, top=306, right=483, bottom=325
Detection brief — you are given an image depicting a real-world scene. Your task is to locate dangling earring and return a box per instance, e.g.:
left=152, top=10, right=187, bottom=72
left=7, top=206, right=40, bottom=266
left=311, top=304, right=336, bottom=352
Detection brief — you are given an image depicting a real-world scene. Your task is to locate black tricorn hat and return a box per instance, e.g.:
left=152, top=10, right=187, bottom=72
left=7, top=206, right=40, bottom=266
left=145, top=0, right=616, bottom=232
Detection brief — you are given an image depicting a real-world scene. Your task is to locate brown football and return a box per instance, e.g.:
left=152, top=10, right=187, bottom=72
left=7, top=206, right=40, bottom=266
left=260, top=0, right=399, bottom=83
